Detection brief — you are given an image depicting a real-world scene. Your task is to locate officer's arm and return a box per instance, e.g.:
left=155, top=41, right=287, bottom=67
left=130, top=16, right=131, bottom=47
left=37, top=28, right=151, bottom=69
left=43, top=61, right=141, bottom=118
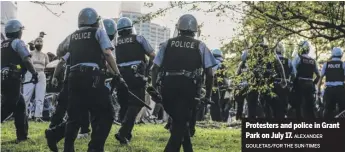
left=317, top=63, right=326, bottom=93
left=236, top=62, right=244, bottom=75
left=313, top=62, right=321, bottom=85
left=137, top=35, right=156, bottom=59
left=56, top=35, right=71, bottom=57
left=14, top=39, right=37, bottom=74
left=201, top=42, right=217, bottom=99
left=275, top=55, right=287, bottom=86
left=53, top=53, right=69, bottom=80
left=96, top=29, right=121, bottom=75
left=151, top=42, right=167, bottom=88
left=288, top=59, right=296, bottom=81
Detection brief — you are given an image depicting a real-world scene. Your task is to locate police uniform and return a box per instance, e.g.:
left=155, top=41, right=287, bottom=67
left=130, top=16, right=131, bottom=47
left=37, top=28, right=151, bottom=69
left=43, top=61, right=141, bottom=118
left=48, top=52, right=90, bottom=132
left=1, top=38, right=30, bottom=141
left=234, top=61, right=248, bottom=120
left=269, top=54, right=294, bottom=118
left=292, top=54, right=319, bottom=119
left=56, top=25, right=115, bottom=151
left=210, top=56, right=229, bottom=122
left=115, top=34, right=154, bottom=142
left=154, top=36, right=217, bottom=152
left=321, top=58, right=345, bottom=118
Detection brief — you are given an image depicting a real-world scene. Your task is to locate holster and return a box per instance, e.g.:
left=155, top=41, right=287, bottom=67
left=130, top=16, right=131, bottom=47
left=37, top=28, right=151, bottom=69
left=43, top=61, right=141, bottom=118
left=1, top=64, right=23, bottom=81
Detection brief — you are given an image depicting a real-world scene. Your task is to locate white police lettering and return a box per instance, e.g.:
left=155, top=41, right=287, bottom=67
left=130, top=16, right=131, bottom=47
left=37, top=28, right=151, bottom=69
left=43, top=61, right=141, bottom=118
left=170, top=41, right=195, bottom=49
left=328, top=63, right=341, bottom=68
left=71, top=32, right=91, bottom=40
left=302, top=59, right=314, bottom=64
left=1, top=42, right=9, bottom=48
left=118, top=37, right=133, bottom=45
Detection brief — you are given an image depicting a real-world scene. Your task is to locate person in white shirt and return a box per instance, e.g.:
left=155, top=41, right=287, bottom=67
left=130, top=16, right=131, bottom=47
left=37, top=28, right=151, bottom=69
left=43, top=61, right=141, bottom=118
left=23, top=37, right=49, bottom=122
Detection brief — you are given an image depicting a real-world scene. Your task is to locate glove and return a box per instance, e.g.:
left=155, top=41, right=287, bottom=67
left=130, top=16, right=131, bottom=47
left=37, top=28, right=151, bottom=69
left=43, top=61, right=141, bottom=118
left=202, top=96, right=214, bottom=104
left=51, top=77, right=58, bottom=88
left=111, top=74, right=128, bottom=92
left=147, top=86, right=162, bottom=103
left=31, top=72, right=38, bottom=84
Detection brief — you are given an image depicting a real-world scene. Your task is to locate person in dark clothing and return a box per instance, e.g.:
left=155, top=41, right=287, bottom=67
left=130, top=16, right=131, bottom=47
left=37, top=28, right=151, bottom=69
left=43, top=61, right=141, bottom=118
left=45, top=8, right=126, bottom=152
left=1, top=19, right=38, bottom=143
left=151, top=14, right=217, bottom=152
left=292, top=40, right=320, bottom=119
left=114, top=17, right=156, bottom=145
left=318, top=47, right=345, bottom=118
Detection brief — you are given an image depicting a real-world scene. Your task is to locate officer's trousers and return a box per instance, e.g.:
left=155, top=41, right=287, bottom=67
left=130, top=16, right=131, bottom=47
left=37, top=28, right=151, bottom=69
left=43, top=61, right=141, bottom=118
left=116, top=67, right=146, bottom=141
left=210, top=89, right=227, bottom=122
left=246, top=91, right=259, bottom=119
left=48, top=82, right=90, bottom=134
left=260, top=84, right=286, bottom=119
left=1, top=76, right=28, bottom=140
left=23, top=71, right=46, bottom=118
left=323, top=86, right=345, bottom=118
left=234, top=89, right=246, bottom=120
left=161, top=76, right=196, bottom=152
left=295, top=80, right=316, bottom=119
left=64, top=71, right=114, bottom=152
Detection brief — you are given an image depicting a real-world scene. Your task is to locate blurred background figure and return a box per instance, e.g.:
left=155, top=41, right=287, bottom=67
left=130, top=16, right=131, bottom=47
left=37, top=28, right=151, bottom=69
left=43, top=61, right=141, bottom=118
left=39, top=31, right=46, bottom=39
left=23, top=37, right=50, bottom=122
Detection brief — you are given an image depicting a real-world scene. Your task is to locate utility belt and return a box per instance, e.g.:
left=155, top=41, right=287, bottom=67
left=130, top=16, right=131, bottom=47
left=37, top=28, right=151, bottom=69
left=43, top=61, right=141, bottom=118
left=70, top=64, right=106, bottom=88
left=119, top=62, right=148, bottom=82
left=1, top=64, right=24, bottom=81
left=161, top=69, right=203, bottom=85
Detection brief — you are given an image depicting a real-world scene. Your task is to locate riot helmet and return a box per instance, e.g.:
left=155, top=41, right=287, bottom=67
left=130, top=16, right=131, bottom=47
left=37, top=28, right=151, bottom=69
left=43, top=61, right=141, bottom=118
left=173, top=14, right=200, bottom=38
left=331, top=47, right=343, bottom=58
left=274, top=42, right=285, bottom=56
left=212, top=49, right=223, bottom=58
left=5, top=19, right=24, bottom=39
left=78, top=8, right=100, bottom=28
left=117, top=17, right=137, bottom=36
left=103, top=19, right=117, bottom=41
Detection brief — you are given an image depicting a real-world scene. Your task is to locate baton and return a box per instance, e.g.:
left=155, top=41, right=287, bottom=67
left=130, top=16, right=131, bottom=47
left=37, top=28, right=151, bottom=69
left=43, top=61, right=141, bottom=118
left=128, top=90, right=152, bottom=110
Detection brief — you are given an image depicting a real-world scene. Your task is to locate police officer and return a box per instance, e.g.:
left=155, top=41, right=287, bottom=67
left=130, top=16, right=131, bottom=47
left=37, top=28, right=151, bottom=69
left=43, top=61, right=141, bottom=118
left=1, top=19, right=38, bottom=143
left=151, top=14, right=217, bottom=152
left=272, top=42, right=295, bottom=118
left=234, top=52, right=249, bottom=120
left=114, top=17, right=156, bottom=144
left=292, top=40, right=320, bottom=119
left=210, top=48, right=229, bottom=122
left=45, top=17, right=119, bottom=152
left=318, top=47, right=345, bottom=118
left=243, top=38, right=287, bottom=119
left=54, top=8, right=125, bottom=152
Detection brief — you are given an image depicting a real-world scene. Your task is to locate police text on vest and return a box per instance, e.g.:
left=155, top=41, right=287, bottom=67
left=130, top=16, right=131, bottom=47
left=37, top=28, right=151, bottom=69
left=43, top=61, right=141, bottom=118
left=327, top=64, right=341, bottom=68
left=72, top=32, right=91, bottom=40
left=171, top=41, right=195, bottom=48
left=118, top=37, right=133, bottom=45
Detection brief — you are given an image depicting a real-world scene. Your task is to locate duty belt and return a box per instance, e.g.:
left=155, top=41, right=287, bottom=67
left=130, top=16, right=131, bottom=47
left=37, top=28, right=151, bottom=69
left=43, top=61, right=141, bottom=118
left=70, top=65, right=99, bottom=73
left=164, top=70, right=199, bottom=79
left=1, top=67, right=21, bottom=80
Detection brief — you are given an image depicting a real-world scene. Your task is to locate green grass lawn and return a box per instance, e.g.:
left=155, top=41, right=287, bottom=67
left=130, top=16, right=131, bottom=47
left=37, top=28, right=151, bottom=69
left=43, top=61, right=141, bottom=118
left=1, top=121, right=241, bottom=152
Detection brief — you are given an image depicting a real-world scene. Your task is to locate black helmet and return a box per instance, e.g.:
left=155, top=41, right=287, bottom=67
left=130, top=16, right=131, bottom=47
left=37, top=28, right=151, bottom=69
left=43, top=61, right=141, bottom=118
left=176, top=14, right=198, bottom=32
left=117, top=17, right=133, bottom=31
left=78, top=8, right=100, bottom=28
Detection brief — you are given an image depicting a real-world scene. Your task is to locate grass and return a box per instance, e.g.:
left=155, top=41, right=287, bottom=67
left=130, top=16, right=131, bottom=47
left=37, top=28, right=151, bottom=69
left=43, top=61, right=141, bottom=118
left=1, top=121, right=241, bottom=152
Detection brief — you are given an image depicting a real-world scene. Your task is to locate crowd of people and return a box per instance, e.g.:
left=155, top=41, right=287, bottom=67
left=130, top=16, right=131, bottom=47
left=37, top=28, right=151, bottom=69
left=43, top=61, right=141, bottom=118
left=1, top=6, right=344, bottom=152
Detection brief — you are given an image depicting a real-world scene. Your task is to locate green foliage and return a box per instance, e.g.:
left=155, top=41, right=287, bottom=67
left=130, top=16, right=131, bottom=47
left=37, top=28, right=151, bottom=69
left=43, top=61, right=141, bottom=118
left=139, top=1, right=344, bottom=94
left=1, top=121, right=241, bottom=152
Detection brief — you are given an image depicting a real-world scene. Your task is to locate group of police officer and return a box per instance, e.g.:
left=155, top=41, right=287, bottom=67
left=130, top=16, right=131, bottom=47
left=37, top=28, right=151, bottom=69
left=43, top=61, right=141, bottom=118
left=2, top=6, right=344, bottom=152
left=235, top=39, right=345, bottom=120
left=1, top=7, right=220, bottom=152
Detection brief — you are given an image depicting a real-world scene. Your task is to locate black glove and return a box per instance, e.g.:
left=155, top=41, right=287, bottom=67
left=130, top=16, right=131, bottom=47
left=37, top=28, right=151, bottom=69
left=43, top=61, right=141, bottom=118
left=201, top=96, right=214, bottom=104
left=31, top=72, right=38, bottom=84
left=111, top=74, right=128, bottom=92
left=147, top=86, right=162, bottom=103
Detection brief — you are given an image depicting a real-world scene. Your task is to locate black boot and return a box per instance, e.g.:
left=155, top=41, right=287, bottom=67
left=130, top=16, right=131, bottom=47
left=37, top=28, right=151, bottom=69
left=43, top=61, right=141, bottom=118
left=115, top=133, right=129, bottom=145
left=45, top=129, right=58, bottom=152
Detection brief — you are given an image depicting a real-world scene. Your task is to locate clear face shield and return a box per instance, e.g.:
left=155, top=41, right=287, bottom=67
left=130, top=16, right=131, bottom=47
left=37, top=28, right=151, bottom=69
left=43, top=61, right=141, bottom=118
left=291, top=41, right=316, bottom=59
left=172, top=24, right=201, bottom=39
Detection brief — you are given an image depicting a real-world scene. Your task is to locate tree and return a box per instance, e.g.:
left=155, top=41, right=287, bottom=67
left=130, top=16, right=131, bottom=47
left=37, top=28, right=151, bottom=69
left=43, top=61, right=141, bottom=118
left=30, top=1, right=66, bottom=17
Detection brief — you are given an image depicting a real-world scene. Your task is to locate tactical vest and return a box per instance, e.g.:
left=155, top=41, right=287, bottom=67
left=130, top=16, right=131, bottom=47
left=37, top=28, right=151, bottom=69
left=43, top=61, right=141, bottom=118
left=1, top=39, right=25, bottom=70
left=297, top=55, right=315, bottom=79
left=276, top=57, right=290, bottom=78
left=115, top=34, right=146, bottom=64
left=68, top=28, right=104, bottom=68
left=325, top=60, right=344, bottom=82
left=162, top=36, right=201, bottom=71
